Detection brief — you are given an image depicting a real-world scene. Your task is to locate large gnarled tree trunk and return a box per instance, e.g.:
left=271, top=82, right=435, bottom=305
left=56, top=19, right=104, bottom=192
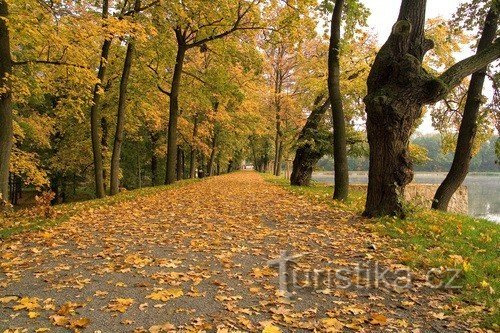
left=290, top=96, right=330, bottom=186
left=0, top=0, right=13, bottom=206
left=328, top=0, right=349, bottom=200
left=364, top=0, right=500, bottom=217
left=433, top=4, right=498, bottom=211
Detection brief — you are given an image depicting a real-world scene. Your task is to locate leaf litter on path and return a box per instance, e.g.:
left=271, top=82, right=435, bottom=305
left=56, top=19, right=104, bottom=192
left=0, top=172, right=485, bottom=332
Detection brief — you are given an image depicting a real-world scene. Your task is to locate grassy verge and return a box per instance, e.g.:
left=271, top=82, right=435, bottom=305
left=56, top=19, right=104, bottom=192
left=0, top=178, right=200, bottom=239
left=265, top=174, right=499, bottom=328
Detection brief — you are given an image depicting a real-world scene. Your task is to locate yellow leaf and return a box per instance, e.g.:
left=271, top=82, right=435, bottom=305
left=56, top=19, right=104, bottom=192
left=320, top=317, right=344, bottom=332
left=70, top=317, right=91, bottom=329
left=13, top=297, right=40, bottom=311
left=148, top=323, right=176, bottom=333
left=370, top=314, right=388, bottom=325
left=50, top=314, right=69, bottom=326
left=28, top=311, right=40, bottom=318
left=262, top=324, right=282, bottom=333
left=0, top=296, right=18, bottom=303
left=107, top=298, right=134, bottom=313
left=146, top=288, right=183, bottom=302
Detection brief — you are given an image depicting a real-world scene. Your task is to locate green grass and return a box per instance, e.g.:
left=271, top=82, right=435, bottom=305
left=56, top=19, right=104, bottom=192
left=265, top=174, right=500, bottom=328
left=0, top=178, right=200, bottom=239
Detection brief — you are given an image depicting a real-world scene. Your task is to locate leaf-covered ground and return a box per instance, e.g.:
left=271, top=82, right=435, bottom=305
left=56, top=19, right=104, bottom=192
left=0, top=172, right=487, bottom=332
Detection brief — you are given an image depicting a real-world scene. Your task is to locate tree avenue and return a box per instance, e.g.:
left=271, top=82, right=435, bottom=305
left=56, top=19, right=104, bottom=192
left=0, top=0, right=498, bottom=220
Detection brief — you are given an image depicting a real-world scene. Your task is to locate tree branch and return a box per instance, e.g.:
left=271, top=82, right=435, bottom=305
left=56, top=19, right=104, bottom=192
left=182, top=70, right=208, bottom=85
left=123, top=0, right=159, bottom=16
left=186, top=0, right=261, bottom=49
left=157, top=84, right=171, bottom=96
left=439, top=38, right=500, bottom=90
left=12, top=59, right=90, bottom=69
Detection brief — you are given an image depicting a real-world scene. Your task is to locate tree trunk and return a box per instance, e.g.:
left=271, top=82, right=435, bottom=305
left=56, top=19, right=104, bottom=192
left=276, top=140, right=283, bottom=176
left=182, top=148, right=186, bottom=178
left=0, top=0, right=13, bottom=206
left=207, top=135, right=217, bottom=176
left=363, top=0, right=500, bottom=217
left=290, top=97, right=331, bottom=186
left=363, top=0, right=429, bottom=217
left=328, top=0, right=349, bottom=200
left=9, top=174, right=21, bottom=206
left=90, top=0, right=112, bottom=198
left=110, top=38, right=136, bottom=195
left=433, top=5, right=498, bottom=211
left=189, top=148, right=197, bottom=178
left=176, top=146, right=184, bottom=180
left=198, top=154, right=205, bottom=178
left=273, top=65, right=283, bottom=177
left=207, top=102, right=219, bottom=176
left=151, top=150, right=158, bottom=186
left=274, top=120, right=282, bottom=176
left=189, top=113, right=199, bottom=178
left=165, top=40, right=186, bottom=184
left=137, top=149, right=142, bottom=188
left=101, top=117, right=109, bottom=191
left=150, top=132, right=159, bottom=185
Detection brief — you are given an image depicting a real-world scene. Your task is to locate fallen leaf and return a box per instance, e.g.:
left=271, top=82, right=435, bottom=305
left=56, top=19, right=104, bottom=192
left=13, top=297, right=40, bottom=311
left=262, top=323, right=282, bottom=333
left=370, top=313, right=388, bottom=325
left=107, top=298, right=134, bottom=313
left=146, top=288, right=183, bottom=302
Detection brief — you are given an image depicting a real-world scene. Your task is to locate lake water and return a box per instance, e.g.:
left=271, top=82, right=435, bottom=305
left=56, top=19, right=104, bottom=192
left=312, top=172, right=500, bottom=222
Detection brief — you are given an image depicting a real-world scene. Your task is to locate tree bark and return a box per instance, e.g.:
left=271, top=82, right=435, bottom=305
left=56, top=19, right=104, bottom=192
left=0, top=0, right=13, bottom=206
left=110, top=34, right=137, bottom=195
left=189, top=114, right=199, bottom=178
left=101, top=117, right=109, bottom=191
left=273, top=64, right=283, bottom=177
left=290, top=97, right=330, bottom=186
left=165, top=36, right=186, bottom=184
left=274, top=117, right=282, bottom=176
left=363, top=0, right=429, bottom=217
left=90, top=0, right=111, bottom=198
left=207, top=102, right=219, bottom=176
left=363, top=0, right=500, bottom=217
left=198, top=154, right=205, bottom=178
left=328, top=0, right=349, bottom=200
left=150, top=132, right=160, bottom=186
left=276, top=139, right=283, bottom=176
left=207, top=133, right=218, bottom=176
left=176, top=146, right=184, bottom=180
left=433, top=5, right=498, bottom=211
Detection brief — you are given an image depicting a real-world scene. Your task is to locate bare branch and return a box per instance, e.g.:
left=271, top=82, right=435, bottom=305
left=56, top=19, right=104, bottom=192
left=157, top=84, right=171, bottom=96
left=182, top=70, right=207, bottom=85
left=186, top=0, right=262, bottom=49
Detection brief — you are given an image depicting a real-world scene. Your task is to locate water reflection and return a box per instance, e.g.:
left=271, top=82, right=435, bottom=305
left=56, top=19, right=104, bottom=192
left=312, top=172, right=500, bottom=222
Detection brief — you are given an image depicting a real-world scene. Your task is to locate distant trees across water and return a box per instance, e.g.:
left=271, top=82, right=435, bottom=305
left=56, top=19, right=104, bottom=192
left=317, top=135, right=499, bottom=173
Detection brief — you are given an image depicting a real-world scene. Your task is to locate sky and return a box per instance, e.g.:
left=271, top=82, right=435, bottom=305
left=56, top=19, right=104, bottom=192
left=360, top=0, right=471, bottom=135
